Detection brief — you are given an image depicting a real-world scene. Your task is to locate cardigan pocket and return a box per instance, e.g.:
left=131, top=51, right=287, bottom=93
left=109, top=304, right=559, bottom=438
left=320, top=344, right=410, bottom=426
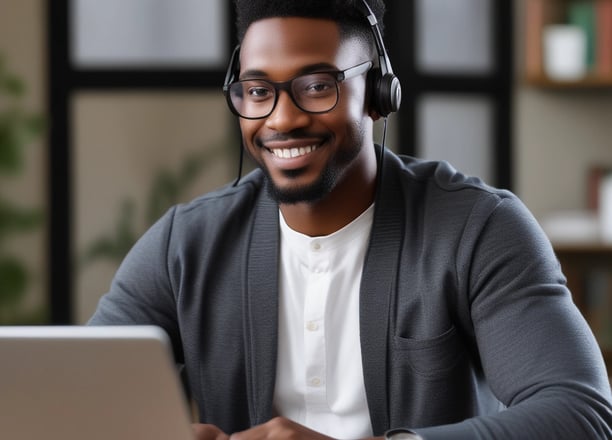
left=392, top=326, right=465, bottom=378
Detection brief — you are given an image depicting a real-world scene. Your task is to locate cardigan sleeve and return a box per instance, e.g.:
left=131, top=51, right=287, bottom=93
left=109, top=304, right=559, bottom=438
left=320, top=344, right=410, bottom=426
left=414, top=196, right=612, bottom=439
left=88, top=206, right=184, bottom=362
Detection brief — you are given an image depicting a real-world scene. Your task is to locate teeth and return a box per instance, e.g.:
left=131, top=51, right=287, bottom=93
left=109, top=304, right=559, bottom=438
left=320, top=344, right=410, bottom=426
left=271, top=145, right=318, bottom=158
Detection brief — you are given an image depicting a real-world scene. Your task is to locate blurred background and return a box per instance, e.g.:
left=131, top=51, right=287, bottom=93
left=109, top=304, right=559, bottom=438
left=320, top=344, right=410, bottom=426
left=0, top=0, right=610, bottom=371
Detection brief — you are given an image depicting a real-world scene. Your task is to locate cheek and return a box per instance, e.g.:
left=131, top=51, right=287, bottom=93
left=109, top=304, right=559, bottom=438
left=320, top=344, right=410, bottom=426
left=339, top=82, right=368, bottom=120
left=239, top=119, right=261, bottom=147
left=328, top=83, right=368, bottom=133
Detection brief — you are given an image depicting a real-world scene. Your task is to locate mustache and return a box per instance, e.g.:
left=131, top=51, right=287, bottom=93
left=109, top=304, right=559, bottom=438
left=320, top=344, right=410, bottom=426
left=255, top=129, right=328, bottom=147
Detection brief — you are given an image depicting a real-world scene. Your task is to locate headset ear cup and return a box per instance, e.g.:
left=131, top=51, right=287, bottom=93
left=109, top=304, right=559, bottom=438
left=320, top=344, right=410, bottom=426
left=367, top=68, right=401, bottom=117
left=367, top=67, right=383, bottom=115
left=377, top=73, right=402, bottom=117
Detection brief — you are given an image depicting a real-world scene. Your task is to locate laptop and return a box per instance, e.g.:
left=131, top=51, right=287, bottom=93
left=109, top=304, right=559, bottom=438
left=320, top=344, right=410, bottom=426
left=0, top=325, right=194, bottom=440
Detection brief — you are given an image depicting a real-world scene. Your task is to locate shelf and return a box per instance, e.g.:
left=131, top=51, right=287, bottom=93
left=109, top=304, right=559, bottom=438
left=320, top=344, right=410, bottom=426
left=524, top=74, right=612, bottom=89
left=523, top=0, right=612, bottom=90
left=553, top=242, right=612, bottom=253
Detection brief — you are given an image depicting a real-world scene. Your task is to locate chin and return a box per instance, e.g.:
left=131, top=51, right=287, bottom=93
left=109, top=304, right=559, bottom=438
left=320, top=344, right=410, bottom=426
left=265, top=171, right=334, bottom=205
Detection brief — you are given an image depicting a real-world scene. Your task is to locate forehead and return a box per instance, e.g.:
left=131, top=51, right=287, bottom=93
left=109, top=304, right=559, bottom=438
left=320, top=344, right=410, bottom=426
left=240, top=17, right=359, bottom=78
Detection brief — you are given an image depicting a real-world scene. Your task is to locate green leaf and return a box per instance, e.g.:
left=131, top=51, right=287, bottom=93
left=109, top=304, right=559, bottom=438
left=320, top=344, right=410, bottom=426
left=79, top=199, right=137, bottom=266
left=0, top=305, right=48, bottom=325
left=0, top=118, right=23, bottom=171
left=0, top=109, right=43, bottom=172
left=2, top=74, right=25, bottom=97
left=0, top=256, right=28, bottom=308
left=0, top=52, right=43, bottom=324
left=25, top=113, right=45, bottom=136
left=0, top=198, right=43, bottom=241
left=146, top=171, right=180, bottom=223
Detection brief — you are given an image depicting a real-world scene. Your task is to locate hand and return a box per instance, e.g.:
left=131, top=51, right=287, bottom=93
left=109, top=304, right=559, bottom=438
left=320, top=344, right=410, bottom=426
left=192, top=423, right=230, bottom=440
left=230, top=417, right=335, bottom=439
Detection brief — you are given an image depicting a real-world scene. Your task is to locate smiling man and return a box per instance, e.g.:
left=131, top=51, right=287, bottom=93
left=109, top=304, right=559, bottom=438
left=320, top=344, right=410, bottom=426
left=89, top=1, right=612, bottom=439
left=230, top=13, right=379, bottom=235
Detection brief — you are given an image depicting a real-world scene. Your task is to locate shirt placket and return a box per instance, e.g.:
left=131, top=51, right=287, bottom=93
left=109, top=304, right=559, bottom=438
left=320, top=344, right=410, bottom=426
left=303, top=238, right=330, bottom=418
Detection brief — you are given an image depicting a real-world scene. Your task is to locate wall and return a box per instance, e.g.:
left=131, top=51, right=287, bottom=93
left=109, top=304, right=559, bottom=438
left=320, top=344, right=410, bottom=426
left=73, top=92, right=234, bottom=322
left=515, top=89, right=612, bottom=220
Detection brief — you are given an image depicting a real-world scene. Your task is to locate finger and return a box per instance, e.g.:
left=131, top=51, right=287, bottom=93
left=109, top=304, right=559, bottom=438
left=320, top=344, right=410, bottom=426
left=192, top=423, right=230, bottom=440
left=230, top=417, right=334, bottom=440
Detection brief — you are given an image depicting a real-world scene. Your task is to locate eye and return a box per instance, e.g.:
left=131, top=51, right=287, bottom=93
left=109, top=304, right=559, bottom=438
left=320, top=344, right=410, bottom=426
left=307, top=82, right=332, bottom=93
left=298, top=74, right=336, bottom=97
left=244, top=81, right=274, bottom=101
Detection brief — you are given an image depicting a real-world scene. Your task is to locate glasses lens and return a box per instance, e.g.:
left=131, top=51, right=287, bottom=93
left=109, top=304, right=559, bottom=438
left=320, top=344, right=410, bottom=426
left=229, top=80, right=275, bottom=119
left=292, top=73, right=338, bottom=113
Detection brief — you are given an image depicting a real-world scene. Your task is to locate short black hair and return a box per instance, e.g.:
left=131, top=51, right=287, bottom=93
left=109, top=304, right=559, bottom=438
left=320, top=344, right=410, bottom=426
left=234, top=0, right=386, bottom=46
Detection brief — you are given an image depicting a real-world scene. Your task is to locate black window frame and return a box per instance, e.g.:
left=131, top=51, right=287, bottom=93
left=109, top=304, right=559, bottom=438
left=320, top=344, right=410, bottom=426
left=47, top=0, right=237, bottom=323
left=385, top=0, right=514, bottom=189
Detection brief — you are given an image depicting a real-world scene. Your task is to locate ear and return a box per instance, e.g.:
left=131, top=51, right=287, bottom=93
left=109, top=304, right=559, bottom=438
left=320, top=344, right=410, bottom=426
left=365, top=70, right=380, bottom=121
left=368, top=108, right=382, bottom=121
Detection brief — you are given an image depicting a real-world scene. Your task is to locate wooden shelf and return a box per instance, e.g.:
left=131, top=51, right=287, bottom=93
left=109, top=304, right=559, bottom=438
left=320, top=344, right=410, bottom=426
left=523, top=0, right=612, bottom=90
left=553, top=241, right=612, bottom=253
left=523, top=74, right=612, bottom=89
left=524, top=74, right=612, bottom=89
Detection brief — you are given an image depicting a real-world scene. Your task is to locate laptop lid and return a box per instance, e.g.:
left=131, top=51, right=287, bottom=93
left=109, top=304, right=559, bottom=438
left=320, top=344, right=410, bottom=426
left=0, top=325, right=194, bottom=440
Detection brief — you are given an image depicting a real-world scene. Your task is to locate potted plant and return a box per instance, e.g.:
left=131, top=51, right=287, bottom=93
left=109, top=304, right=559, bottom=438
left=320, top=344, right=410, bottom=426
left=0, top=54, right=45, bottom=324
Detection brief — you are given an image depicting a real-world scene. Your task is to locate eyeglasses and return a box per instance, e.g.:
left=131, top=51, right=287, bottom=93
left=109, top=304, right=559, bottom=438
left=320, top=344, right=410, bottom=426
left=223, top=61, right=373, bottom=120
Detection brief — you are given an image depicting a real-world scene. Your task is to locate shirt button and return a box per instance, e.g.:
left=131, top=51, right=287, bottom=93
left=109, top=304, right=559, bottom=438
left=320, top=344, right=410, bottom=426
left=306, top=321, right=319, bottom=331
left=310, top=377, right=321, bottom=386
left=311, top=241, right=321, bottom=251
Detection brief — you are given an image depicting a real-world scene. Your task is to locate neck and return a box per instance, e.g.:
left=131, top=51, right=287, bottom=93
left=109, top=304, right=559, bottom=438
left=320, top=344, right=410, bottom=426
left=279, top=145, right=378, bottom=237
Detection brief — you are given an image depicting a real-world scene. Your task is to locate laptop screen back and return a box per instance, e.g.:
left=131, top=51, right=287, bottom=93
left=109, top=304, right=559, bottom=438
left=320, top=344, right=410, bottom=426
left=0, top=325, right=194, bottom=440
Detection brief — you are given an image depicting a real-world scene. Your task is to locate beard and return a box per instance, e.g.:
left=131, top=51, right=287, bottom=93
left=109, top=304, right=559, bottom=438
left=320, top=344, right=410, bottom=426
left=247, top=120, right=367, bottom=204
left=261, top=140, right=362, bottom=204
left=263, top=165, right=334, bottom=204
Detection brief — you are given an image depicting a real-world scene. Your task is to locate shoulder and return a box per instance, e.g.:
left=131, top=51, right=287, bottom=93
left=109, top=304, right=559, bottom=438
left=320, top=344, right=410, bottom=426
left=380, top=149, right=542, bottom=251
left=384, top=149, right=519, bottom=214
left=172, top=169, right=266, bottom=221
left=390, top=151, right=509, bottom=197
left=140, top=169, right=268, bottom=246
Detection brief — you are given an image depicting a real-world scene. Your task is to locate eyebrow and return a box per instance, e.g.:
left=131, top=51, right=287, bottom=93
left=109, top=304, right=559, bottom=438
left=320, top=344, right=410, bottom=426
left=239, top=62, right=339, bottom=81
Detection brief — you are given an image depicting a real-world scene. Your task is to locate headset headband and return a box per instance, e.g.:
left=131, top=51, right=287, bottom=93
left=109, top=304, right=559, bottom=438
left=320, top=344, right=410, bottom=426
left=358, top=0, right=394, bottom=76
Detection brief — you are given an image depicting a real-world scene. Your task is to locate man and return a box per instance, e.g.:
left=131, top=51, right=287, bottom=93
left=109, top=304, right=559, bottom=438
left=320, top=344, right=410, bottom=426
left=89, top=1, right=612, bottom=439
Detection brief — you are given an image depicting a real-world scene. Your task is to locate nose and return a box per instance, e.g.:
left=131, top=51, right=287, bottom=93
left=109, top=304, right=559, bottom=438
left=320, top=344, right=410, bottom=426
left=265, top=90, right=310, bottom=132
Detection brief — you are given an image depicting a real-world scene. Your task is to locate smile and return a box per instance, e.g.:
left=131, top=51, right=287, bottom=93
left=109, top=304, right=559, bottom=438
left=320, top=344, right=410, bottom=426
left=270, top=145, right=319, bottom=159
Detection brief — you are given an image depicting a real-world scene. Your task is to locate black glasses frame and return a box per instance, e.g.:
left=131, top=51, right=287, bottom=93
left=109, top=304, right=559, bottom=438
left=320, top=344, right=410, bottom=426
left=223, top=60, right=373, bottom=119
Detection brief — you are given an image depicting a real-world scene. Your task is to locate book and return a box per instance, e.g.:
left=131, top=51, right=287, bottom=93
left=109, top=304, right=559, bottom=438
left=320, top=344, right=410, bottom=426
left=524, top=0, right=548, bottom=78
left=568, top=1, right=597, bottom=70
left=596, top=0, right=612, bottom=76
left=524, top=0, right=569, bottom=80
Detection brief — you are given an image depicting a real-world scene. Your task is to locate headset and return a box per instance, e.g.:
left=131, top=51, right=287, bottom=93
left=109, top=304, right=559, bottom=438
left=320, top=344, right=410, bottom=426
left=358, top=0, right=401, bottom=117
left=223, top=0, right=401, bottom=118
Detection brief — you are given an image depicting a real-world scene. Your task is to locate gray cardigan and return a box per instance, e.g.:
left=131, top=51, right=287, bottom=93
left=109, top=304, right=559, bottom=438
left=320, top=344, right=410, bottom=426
left=89, top=147, right=612, bottom=439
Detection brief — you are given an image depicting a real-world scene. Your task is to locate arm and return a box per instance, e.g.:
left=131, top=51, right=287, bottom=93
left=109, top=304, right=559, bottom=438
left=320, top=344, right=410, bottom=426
left=88, top=206, right=183, bottom=360
left=416, top=196, right=612, bottom=439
